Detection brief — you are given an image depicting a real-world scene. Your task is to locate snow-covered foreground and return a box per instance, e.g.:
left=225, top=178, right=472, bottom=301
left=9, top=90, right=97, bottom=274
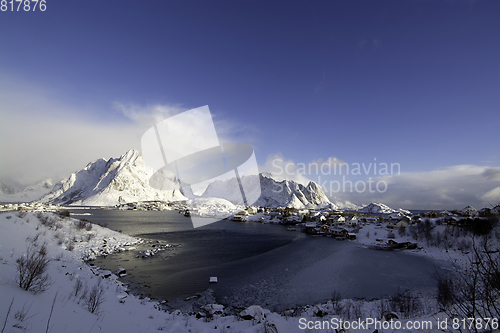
left=0, top=212, right=457, bottom=332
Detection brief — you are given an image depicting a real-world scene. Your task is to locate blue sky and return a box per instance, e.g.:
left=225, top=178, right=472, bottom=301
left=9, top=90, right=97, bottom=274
left=1, top=0, right=499, bottom=209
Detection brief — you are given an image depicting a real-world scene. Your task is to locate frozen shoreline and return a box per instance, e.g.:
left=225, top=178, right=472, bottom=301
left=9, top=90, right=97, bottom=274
left=0, top=211, right=458, bottom=332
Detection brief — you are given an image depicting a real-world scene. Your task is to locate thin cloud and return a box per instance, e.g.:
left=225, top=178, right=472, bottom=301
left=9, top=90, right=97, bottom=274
left=113, top=102, right=186, bottom=125
left=260, top=152, right=500, bottom=210
left=308, top=156, right=349, bottom=173
left=482, top=187, right=500, bottom=202
left=333, top=165, right=500, bottom=210
left=259, top=153, right=312, bottom=185
left=114, top=102, right=258, bottom=145
left=0, top=109, right=142, bottom=187
left=0, top=83, right=178, bottom=186
left=0, top=81, right=257, bottom=187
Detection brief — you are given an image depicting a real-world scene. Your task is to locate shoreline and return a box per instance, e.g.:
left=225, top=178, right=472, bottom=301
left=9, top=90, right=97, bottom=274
left=0, top=210, right=477, bottom=332
left=89, top=212, right=447, bottom=312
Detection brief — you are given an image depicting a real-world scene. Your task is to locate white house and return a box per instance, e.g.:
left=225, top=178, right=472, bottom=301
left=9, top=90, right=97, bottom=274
left=394, top=220, right=409, bottom=229
left=246, top=206, right=258, bottom=215
left=334, top=215, right=346, bottom=224
left=346, top=216, right=359, bottom=227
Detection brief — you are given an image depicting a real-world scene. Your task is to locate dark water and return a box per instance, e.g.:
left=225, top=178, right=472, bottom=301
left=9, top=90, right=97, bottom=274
left=69, top=209, right=447, bottom=310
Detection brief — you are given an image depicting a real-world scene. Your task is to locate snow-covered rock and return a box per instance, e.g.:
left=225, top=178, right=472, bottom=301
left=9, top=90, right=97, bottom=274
left=239, top=305, right=269, bottom=321
left=202, top=304, right=224, bottom=316
left=357, top=202, right=410, bottom=215
left=39, top=150, right=186, bottom=206
left=202, top=173, right=334, bottom=209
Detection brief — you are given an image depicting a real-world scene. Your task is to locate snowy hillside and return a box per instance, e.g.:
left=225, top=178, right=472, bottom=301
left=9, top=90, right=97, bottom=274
left=39, top=150, right=186, bottom=206
left=357, top=202, right=410, bottom=214
left=202, top=173, right=334, bottom=209
left=329, top=198, right=361, bottom=210
left=0, top=179, right=54, bottom=203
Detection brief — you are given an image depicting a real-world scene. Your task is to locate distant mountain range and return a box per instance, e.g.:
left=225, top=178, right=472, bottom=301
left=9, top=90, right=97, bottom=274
left=0, top=179, right=54, bottom=203
left=1, top=150, right=445, bottom=214
left=357, top=202, right=411, bottom=215
left=202, top=173, right=334, bottom=209
left=18, top=149, right=357, bottom=209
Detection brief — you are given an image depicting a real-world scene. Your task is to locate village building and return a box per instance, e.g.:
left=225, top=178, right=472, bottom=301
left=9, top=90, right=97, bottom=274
left=345, top=216, right=359, bottom=227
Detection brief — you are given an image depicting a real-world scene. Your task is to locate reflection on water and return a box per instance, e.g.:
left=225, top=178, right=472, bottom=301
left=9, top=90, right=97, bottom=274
left=72, top=209, right=446, bottom=310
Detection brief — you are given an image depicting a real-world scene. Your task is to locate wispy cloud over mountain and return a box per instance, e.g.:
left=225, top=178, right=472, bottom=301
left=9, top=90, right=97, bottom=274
left=113, top=102, right=186, bottom=125
left=259, top=151, right=500, bottom=210
left=336, top=165, right=500, bottom=210
left=0, top=81, right=255, bottom=187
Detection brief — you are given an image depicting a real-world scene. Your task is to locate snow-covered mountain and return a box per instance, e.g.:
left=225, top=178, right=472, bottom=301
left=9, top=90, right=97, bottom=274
left=357, top=202, right=410, bottom=215
left=0, top=179, right=54, bottom=203
left=40, top=150, right=186, bottom=206
left=33, top=150, right=362, bottom=209
left=37, top=151, right=337, bottom=208
left=329, top=198, right=361, bottom=211
left=0, top=181, right=16, bottom=195
left=202, top=173, right=334, bottom=209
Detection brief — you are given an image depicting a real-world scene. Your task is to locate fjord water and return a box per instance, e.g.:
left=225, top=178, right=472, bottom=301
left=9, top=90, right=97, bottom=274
left=71, top=209, right=445, bottom=310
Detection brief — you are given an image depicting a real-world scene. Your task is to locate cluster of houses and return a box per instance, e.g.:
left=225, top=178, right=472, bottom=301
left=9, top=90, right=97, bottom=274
left=229, top=206, right=456, bottom=246
left=300, top=214, right=386, bottom=240
left=0, top=202, right=61, bottom=212
left=115, top=201, right=178, bottom=211
left=228, top=204, right=500, bottom=252
left=302, top=222, right=357, bottom=240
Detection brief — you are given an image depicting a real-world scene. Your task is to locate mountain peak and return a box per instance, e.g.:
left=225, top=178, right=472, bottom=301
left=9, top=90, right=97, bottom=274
left=358, top=202, right=410, bottom=214
left=120, top=149, right=142, bottom=160
left=40, top=150, right=186, bottom=206
left=202, top=173, right=333, bottom=209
